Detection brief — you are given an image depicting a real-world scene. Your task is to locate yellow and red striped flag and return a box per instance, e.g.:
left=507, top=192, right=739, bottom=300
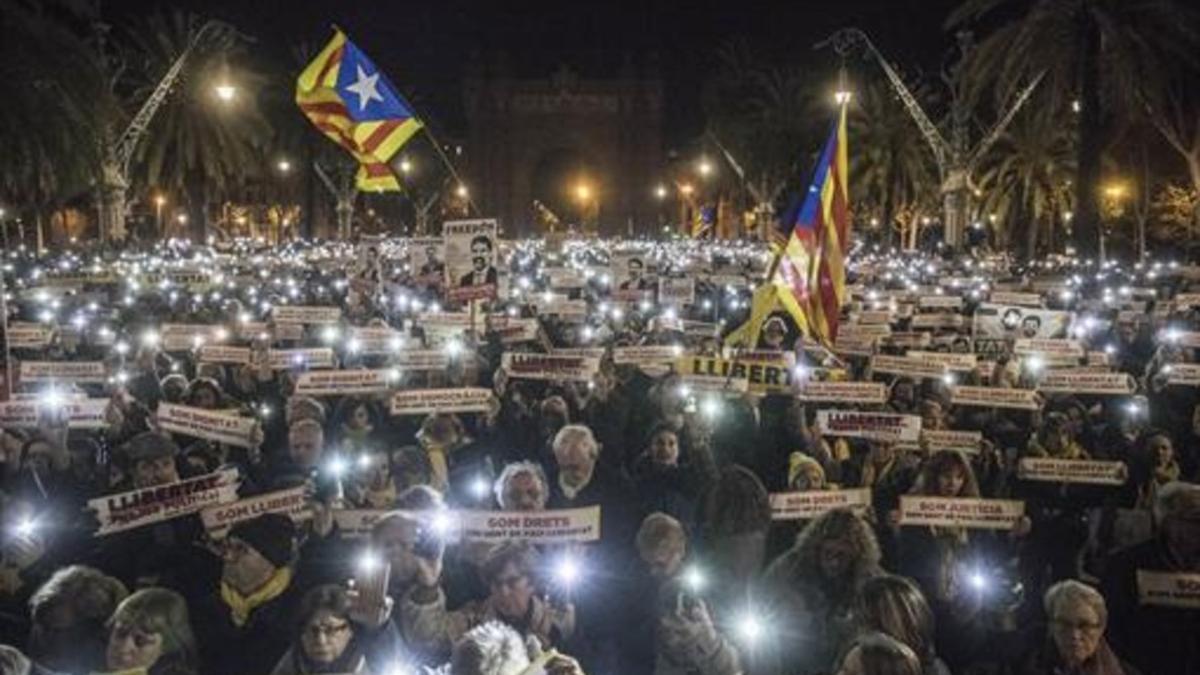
left=725, top=105, right=850, bottom=348
left=296, top=30, right=423, bottom=192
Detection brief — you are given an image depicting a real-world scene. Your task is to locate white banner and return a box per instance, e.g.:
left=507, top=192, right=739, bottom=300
left=200, top=487, right=312, bottom=537
left=7, top=323, right=54, bottom=348
left=294, top=370, right=392, bottom=395
left=162, top=323, right=219, bottom=351
left=491, top=317, right=541, bottom=344
left=332, top=509, right=391, bottom=538
left=392, top=349, right=451, bottom=371
left=797, top=382, right=887, bottom=405
left=1136, top=570, right=1200, bottom=609
left=951, top=386, right=1042, bottom=410
left=990, top=291, right=1043, bottom=307
left=922, top=429, right=984, bottom=454
left=1014, top=338, right=1085, bottom=358
left=19, top=361, right=106, bottom=383
left=910, top=314, right=965, bottom=330
left=658, top=277, right=696, bottom=306
left=816, top=410, right=922, bottom=442
left=457, top=506, right=601, bottom=543
left=0, top=399, right=108, bottom=429
left=390, top=388, right=492, bottom=415
left=884, top=332, right=932, bottom=349
left=871, top=355, right=947, bottom=380
left=1037, top=370, right=1136, bottom=395
left=501, top=353, right=600, bottom=381
left=918, top=296, right=963, bottom=310
left=612, top=345, right=682, bottom=365
left=1166, top=363, right=1200, bottom=386
left=839, top=323, right=893, bottom=339
left=852, top=310, right=894, bottom=326
left=349, top=328, right=404, bottom=355
left=906, top=351, right=978, bottom=372
left=769, top=488, right=872, bottom=521
left=271, top=305, right=342, bottom=325
left=269, top=348, right=336, bottom=370
left=198, top=345, right=252, bottom=365
left=157, top=403, right=258, bottom=448
left=1017, top=457, right=1128, bottom=485
left=89, top=469, right=240, bottom=536
left=834, top=335, right=878, bottom=357
left=679, top=374, right=750, bottom=394
left=898, top=495, right=1025, bottom=530
left=973, top=303, right=1071, bottom=359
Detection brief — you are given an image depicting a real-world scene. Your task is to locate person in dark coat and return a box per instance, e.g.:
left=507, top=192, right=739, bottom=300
left=631, top=425, right=704, bottom=530
left=186, top=513, right=307, bottom=675
left=1018, top=580, right=1141, bottom=675
left=1100, top=481, right=1200, bottom=675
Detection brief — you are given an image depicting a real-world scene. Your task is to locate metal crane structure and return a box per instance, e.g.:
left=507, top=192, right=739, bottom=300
left=823, top=28, right=1043, bottom=249
left=96, top=20, right=233, bottom=243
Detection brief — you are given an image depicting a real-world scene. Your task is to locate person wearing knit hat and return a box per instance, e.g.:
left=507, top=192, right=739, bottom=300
left=121, top=432, right=181, bottom=489
left=190, top=513, right=304, bottom=675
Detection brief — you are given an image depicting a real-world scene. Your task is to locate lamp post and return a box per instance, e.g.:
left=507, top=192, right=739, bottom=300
left=1102, top=182, right=1128, bottom=264
left=154, top=195, right=166, bottom=237
left=575, top=182, right=593, bottom=229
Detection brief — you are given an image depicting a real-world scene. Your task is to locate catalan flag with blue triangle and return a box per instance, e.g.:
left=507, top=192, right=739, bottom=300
left=725, top=104, right=850, bottom=348
left=296, top=30, right=423, bottom=192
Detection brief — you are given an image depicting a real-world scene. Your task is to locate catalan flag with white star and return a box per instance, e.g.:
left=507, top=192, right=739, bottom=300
left=296, top=29, right=423, bottom=192
left=725, top=104, right=850, bottom=348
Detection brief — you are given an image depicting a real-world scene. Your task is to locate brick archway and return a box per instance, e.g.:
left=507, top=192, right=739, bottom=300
left=463, top=61, right=663, bottom=237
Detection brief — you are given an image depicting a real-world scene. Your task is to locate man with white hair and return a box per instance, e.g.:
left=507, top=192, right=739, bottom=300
left=494, top=462, right=549, bottom=512
left=439, top=621, right=584, bottom=675
left=1100, top=481, right=1200, bottom=675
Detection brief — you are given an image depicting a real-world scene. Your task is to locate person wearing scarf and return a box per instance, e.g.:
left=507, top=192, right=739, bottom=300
left=190, top=514, right=303, bottom=675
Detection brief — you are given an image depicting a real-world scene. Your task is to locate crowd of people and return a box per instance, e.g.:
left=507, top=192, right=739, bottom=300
left=0, top=235, right=1198, bottom=675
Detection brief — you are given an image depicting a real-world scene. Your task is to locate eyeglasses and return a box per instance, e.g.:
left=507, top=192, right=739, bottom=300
left=1051, top=618, right=1103, bottom=633
left=304, top=621, right=351, bottom=639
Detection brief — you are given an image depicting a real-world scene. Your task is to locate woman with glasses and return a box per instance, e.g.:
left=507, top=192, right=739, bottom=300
left=1018, top=580, right=1139, bottom=675
left=271, top=584, right=407, bottom=675
left=104, top=588, right=198, bottom=675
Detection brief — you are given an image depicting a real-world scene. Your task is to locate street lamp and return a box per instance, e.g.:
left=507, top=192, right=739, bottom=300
left=399, top=158, right=412, bottom=175
left=697, top=159, right=713, bottom=178
left=277, top=159, right=291, bottom=174
left=455, top=184, right=469, bottom=199
left=154, top=195, right=166, bottom=236
left=654, top=185, right=668, bottom=199
left=679, top=183, right=695, bottom=197
left=575, top=183, right=592, bottom=202
left=214, top=83, right=236, bottom=103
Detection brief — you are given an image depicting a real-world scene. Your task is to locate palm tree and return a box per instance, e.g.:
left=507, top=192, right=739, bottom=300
left=0, top=0, right=114, bottom=237
left=848, top=79, right=940, bottom=248
left=125, top=10, right=269, bottom=241
left=974, top=102, right=1076, bottom=259
left=948, top=0, right=1200, bottom=259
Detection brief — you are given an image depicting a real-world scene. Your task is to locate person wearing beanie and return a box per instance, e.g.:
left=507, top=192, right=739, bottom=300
left=187, top=513, right=305, bottom=675
left=120, top=433, right=181, bottom=490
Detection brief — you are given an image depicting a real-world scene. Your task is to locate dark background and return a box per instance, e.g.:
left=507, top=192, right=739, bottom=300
left=105, top=0, right=965, bottom=147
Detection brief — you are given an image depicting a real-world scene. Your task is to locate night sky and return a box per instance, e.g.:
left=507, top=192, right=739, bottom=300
left=107, top=0, right=965, bottom=145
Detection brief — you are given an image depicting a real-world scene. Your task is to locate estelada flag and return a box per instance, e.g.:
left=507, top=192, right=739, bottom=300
left=296, top=30, right=423, bottom=191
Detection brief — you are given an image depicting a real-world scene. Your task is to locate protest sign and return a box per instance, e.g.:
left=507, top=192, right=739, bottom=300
left=910, top=314, right=965, bottom=330
left=1136, top=570, right=1200, bottom=609
left=883, top=332, right=932, bottom=349
left=870, top=355, right=948, bottom=381
left=657, top=277, right=696, bottom=306
left=853, top=310, right=894, bottom=326
left=769, top=488, right=872, bottom=521
left=678, top=355, right=793, bottom=395
left=682, top=320, right=720, bottom=339
left=0, top=399, right=108, bottom=429
left=502, top=353, right=600, bottom=381
left=294, top=369, right=392, bottom=395
left=457, top=506, right=601, bottom=543
left=1173, top=293, right=1200, bottom=308
left=973, top=303, right=1071, bottom=358
left=1014, top=338, right=1085, bottom=358
left=490, top=317, right=541, bottom=344
left=157, top=403, right=258, bottom=448
left=839, top=323, right=893, bottom=339
left=332, top=509, right=392, bottom=538
left=921, top=429, right=984, bottom=454
left=90, top=469, right=240, bottom=536
left=391, top=349, right=451, bottom=371
left=409, top=237, right=446, bottom=285
left=349, top=327, right=404, bottom=355
left=1037, top=370, right=1136, bottom=394
left=162, top=324, right=219, bottom=351
left=236, top=322, right=305, bottom=343
left=198, top=345, right=251, bottom=365
left=200, top=487, right=312, bottom=537
left=1166, top=363, right=1200, bottom=386
left=906, top=351, right=977, bottom=372
left=1017, top=457, right=1128, bottom=485
left=611, top=253, right=656, bottom=294
left=445, top=219, right=499, bottom=302
left=546, top=268, right=585, bottom=290
left=6, top=323, right=54, bottom=349
left=990, top=291, right=1044, bottom=307
left=796, top=382, right=887, bottom=405
left=534, top=298, right=589, bottom=318
left=918, top=296, right=963, bottom=311
left=834, top=335, right=877, bottom=357
left=268, top=348, right=336, bottom=370
left=19, top=361, right=106, bottom=384
left=271, top=305, right=342, bottom=325
left=898, top=496, right=1025, bottom=530
left=612, top=345, right=683, bottom=366
left=951, top=385, right=1042, bottom=410
left=816, top=410, right=922, bottom=443
left=390, top=388, right=493, bottom=415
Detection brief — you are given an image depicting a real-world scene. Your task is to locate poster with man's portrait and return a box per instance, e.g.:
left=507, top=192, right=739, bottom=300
left=972, top=302, right=1072, bottom=358
left=444, top=219, right=499, bottom=303
left=408, top=238, right=445, bottom=286
left=611, top=252, right=654, bottom=301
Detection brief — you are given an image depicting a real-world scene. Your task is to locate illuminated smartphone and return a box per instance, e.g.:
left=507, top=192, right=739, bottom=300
left=354, top=558, right=391, bottom=608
